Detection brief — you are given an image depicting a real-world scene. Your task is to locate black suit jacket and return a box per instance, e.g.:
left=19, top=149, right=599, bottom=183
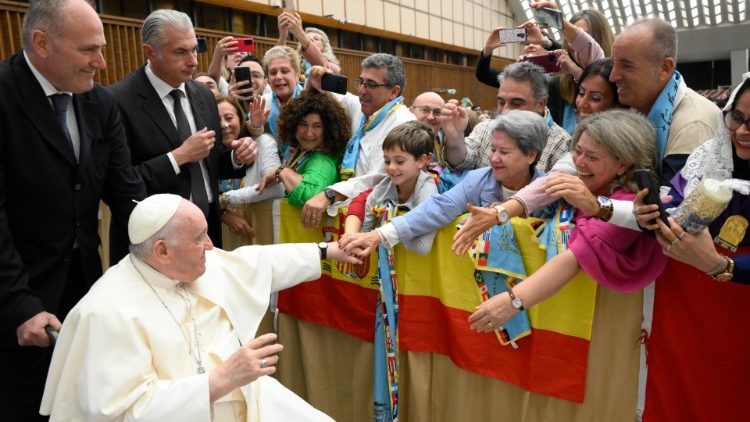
left=109, top=65, right=242, bottom=247
left=0, top=53, right=145, bottom=332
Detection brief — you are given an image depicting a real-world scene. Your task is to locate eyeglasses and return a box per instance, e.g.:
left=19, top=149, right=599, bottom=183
left=410, top=105, right=442, bottom=118
left=250, top=72, right=265, bottom=79
left=724, top=110, right=750, bottom=131
left=354, top=78, right=392, bottom=90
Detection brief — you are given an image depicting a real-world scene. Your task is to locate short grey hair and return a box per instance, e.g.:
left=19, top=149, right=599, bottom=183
left=628, top=18, right=677, bottom=64
left=497, top=61, right=548, bottom=101
left=362, top=53, right=405, bottom=91
left=492, top=110, right=548, bottom=165
left=128, top=214, right=180, bottom=259
left=572, top=109, right=657, bottom=192
left=22, top=0, right=94, bottom=47
left=262, top=45, right=302, bottom=74
left=142, top=9, right=194, bottom=48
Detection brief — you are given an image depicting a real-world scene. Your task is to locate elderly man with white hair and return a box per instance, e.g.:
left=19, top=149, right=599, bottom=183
left=41, top=194, right=358, bottom=421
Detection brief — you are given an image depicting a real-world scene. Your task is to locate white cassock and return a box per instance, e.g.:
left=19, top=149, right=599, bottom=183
left=40, top=243, right=334, bottom=422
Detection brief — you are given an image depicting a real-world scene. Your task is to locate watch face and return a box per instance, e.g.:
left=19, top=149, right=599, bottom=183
left=511, top=297, right=524, bottom=309
left=715, top=272, right=732, bottom=282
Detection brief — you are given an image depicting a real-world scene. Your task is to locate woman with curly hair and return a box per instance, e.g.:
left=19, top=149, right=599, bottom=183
left=223, top=89, right=351, bottom=208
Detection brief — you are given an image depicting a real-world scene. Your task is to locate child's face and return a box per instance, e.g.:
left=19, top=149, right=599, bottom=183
left=383, top=146, right=429, bottom=187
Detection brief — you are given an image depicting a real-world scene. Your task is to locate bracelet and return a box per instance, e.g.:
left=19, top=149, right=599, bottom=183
left=274, top=166, right=285, bottom=181
left=705, top=255, right=728, bottom=276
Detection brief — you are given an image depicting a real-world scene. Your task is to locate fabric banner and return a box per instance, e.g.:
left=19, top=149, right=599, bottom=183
left=276, top=201, right=598, bottom=402
left=643, top=246, right=750, bottom=421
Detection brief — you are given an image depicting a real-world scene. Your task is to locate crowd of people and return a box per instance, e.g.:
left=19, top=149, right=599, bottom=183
left=1, top=0, right=748, bottom=420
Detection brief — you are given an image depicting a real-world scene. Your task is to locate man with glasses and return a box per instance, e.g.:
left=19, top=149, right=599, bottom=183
left=441, top=61, right=571, bottom=174
left=301, top=53, right=414, bottom=227
left=410, top=91, right=445, bottom=137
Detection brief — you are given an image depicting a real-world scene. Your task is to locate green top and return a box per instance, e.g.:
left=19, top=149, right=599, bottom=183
left=287, top=151, right=341, bottom=207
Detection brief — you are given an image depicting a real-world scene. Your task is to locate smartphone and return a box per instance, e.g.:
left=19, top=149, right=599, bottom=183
left=321, top=73, right=348, bottom=95
left=196, top=37, right=208, bottom=53
left=236, top=37, right=255, bottom=53
left=534, top=7, right=563, bottom=29
left=523, top=53, right=561, bottom=73
left=634, top=168, right=670, bottom=227
left=235, top=66, right=251, bottom=84
left=282, top=0, right=295, bottom=12
left=498, top=28, right=527, bottom=44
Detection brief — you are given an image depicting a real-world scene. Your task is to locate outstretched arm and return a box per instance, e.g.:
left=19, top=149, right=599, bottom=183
left=469, top=249, right=579, bottom=331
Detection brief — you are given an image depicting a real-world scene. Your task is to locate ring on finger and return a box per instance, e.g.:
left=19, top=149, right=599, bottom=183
left=678, top=232, right=687, bottom=240
left=260, top=358, right=269, bottom=369
left=666, top=244, right=672, bottom=253
left=632, top=206, right=640, bottom=215
left=671, top=237, right=680, bottom=245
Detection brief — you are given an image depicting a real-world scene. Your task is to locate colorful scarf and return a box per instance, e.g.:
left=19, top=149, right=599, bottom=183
left=281, top=146, right=310, bottom=172
left=341, top=96, right=404, bottom=180
left=373, top=202, right=400, bottom=422
left=466, top=202, right=574, bottom=346
left=648, top=71, right=686, bottom=170
left=268, top=83, right=303, bottom=138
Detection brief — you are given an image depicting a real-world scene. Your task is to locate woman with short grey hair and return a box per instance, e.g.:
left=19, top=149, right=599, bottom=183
left=339, top=109, right=549, bottom=255
left=467, top=109, right=667, bottom=332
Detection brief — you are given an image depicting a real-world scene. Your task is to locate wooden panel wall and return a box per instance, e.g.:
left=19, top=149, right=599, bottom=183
left=0, top=1, right=507, bottom=109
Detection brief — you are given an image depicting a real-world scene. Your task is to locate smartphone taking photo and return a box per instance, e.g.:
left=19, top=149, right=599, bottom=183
left=236, top=37, right=255, bottom=53
left=498, top=28, right=527, bottom=44
left=634, top=168, right=670, bottom=227
left=321, top=73, right=348, bottom=95
left=522, top=53, right=561, bottom=73
left=196, top=37, right=208, bottom=53
left=533, top=7, right=563, bottom=29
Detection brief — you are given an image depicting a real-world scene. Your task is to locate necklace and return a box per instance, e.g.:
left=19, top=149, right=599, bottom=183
left=131, top=257, right=205, bottom=374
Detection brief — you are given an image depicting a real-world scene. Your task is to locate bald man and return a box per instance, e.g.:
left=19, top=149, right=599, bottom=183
left=0, top=1, right=145, bottom=419
left=409, top=91, right=445, bottom=135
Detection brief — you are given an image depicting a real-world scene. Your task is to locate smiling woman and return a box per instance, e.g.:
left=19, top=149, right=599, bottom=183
left=222, top=90, right=351, bottom=208
left=466, top=109, right=667, bottom=332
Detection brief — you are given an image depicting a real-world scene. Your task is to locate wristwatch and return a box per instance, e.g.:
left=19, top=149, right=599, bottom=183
left=595, top=196, right=613, bottom=221
left=324, top=188, right=337, bottom=205
left=711, top=255, right=735, bottom=282
left=494, top=204, right=510, bottom=225
left=507, top=287, right=525, bottom=311
left=317, top=242, right=328, bottom=260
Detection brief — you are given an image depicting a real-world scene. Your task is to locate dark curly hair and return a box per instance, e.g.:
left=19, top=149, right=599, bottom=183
left=277, top=90, right=352, bottom=157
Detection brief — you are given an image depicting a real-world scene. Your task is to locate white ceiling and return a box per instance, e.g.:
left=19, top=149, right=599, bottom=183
left=507, top=0, right=750, bottom=63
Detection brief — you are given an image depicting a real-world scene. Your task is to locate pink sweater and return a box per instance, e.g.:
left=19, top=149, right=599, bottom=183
left=568, top=189, right=667, bottom=292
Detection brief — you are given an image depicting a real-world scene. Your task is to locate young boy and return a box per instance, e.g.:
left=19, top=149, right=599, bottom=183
left=344, top=120, right=438, bottom=255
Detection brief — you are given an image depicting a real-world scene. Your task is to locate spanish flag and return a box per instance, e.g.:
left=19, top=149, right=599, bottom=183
left=277, top=202, right=597, bottom=402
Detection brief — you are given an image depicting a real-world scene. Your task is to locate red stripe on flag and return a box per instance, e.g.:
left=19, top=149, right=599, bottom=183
left=279, top=279, right=589, bottom=402
left=278, top=275, right=378, bottom=342
left=399, top=294, right=589, bottom=403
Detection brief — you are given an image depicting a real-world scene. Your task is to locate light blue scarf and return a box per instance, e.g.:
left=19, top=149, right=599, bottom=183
left=562, top=103, right=577, bottom=134
left=267, top=83, right=303, bottom=138
left=648, top=71, right=683, bottom=169
left=341, top=96, right=404, bottom=180
left=373, top=202, right=400, bottom=422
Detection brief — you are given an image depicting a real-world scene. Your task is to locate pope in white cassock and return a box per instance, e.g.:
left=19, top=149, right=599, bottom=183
left=40, top=194, right=359, bottom=421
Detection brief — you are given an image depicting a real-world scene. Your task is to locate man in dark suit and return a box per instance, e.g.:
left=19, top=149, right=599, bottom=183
left=109, top=9, right=258, bottom=248
left=0, top=0, right=146, bottom=420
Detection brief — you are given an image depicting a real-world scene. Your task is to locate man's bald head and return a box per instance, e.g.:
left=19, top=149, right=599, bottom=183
left=410, top=91, right=445, bottom=131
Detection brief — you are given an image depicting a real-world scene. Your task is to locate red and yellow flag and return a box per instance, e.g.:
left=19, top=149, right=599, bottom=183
left=276, top=202, right=597, bottom=402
